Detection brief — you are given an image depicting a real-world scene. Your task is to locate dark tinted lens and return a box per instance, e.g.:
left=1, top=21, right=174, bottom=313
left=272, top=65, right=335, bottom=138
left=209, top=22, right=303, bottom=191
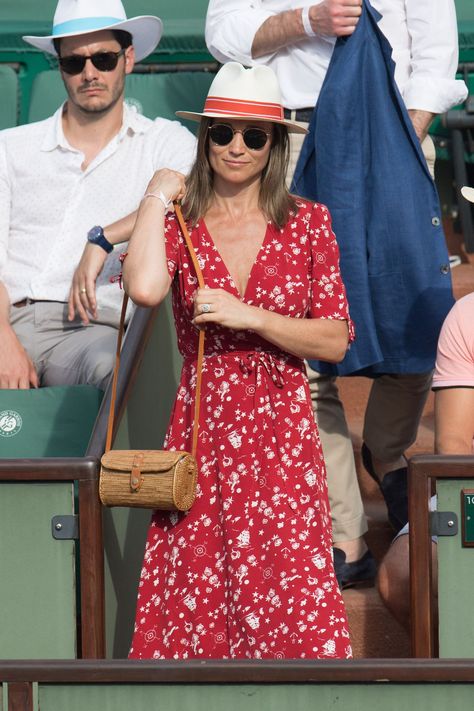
left=209, top=124, right=234, bottom=146
left=243, top=128, right=269, bottom=150
left=91, top=52, right=120, bottom=71
left=59, top=51, right=121, bottom=75
left=59, top=55, right=86, bottom=75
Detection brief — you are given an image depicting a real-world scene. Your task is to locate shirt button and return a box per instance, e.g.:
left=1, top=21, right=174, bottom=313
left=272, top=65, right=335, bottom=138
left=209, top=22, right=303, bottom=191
left=440, top=264, right=450, bottom=274
left=432, top=216, right=441, bottom=226
left=290, top=501, right=298, bottom=511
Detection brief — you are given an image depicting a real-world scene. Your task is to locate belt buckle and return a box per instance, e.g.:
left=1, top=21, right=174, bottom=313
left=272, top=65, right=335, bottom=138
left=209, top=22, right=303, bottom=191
left=284, top=107, right=313, bottom=123
left=13, top=297, right=33, bottom=308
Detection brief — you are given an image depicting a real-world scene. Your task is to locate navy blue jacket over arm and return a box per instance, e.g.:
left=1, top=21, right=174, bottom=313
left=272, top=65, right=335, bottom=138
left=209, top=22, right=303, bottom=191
left=292, top=0, right=454, bottom=377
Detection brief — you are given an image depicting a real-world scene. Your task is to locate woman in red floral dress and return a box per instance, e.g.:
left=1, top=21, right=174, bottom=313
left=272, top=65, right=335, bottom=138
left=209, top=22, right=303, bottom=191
left=123, top=62, right=353, bottom=660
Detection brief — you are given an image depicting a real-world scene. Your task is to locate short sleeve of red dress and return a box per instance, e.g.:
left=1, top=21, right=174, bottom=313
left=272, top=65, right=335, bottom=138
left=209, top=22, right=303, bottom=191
left=307, top=202, right=355, bottom=342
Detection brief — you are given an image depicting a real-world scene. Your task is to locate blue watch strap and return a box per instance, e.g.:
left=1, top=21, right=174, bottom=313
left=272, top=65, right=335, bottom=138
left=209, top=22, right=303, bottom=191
left=87, top=225, right=113, bottom=254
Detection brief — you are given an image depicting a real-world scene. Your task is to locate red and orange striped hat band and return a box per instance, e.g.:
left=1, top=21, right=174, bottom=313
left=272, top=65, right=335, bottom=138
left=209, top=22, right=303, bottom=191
left=203, top=96, right=284, bottom=122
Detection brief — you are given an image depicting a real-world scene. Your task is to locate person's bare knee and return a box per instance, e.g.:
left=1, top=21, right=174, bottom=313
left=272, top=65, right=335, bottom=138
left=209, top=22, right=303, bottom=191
left=377, top=535, right=410, bottom=630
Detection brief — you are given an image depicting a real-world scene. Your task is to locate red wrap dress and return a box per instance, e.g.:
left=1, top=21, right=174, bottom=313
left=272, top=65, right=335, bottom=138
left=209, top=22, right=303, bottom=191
left=129, top=199, right=353, bottom=660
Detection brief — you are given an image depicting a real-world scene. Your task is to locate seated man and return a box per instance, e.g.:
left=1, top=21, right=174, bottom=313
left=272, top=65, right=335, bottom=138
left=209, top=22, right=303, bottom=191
left=0, top=0, right=196, bottom=391
left=377, top=210, right=474, bottom=629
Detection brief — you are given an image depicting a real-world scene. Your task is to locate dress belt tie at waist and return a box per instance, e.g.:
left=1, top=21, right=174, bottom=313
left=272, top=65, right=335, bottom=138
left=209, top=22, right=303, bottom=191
left=239, top=352, right=285, bottom=388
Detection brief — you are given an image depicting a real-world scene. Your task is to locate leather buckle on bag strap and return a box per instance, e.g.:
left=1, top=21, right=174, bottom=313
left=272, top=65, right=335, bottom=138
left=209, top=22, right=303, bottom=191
left=130, top=452, right=145, bottom=491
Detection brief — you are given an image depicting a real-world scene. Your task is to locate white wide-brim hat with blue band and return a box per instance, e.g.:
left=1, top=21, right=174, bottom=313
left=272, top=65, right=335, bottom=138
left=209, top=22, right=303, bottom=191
left=461, top=186, right=474, bottom=204
left=23, top=0, right=163, bottom=63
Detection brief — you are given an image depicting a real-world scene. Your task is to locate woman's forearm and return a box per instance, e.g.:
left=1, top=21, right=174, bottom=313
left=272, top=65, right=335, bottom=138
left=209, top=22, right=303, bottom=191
left=251, top=306, right=349, bottom=362
left=103, top=211, right=138, bottom=245
left=193, top=287, right=350, bottom=362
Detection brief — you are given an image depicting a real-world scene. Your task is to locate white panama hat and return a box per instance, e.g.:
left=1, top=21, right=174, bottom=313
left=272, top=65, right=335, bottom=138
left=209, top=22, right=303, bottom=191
left=22, top=0, right=163, bottom=63
left=176, top=62, right=308, bottom=134
left=461, top=186, right=474, bottom=204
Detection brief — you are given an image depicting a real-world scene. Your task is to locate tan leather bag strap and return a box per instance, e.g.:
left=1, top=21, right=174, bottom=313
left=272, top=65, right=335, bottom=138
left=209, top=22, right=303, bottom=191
left=175, top=203, right=205, bottom=457
left=105, top=203, right=205, bottom=458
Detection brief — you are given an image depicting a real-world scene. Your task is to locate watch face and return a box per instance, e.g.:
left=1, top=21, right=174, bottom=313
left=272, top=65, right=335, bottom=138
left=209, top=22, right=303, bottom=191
left=88, top=225, right=103, bottom=243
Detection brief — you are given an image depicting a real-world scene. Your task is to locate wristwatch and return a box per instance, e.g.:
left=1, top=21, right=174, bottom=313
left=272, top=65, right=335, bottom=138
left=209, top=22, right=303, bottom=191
left=87, top=225, right=113, bottom=254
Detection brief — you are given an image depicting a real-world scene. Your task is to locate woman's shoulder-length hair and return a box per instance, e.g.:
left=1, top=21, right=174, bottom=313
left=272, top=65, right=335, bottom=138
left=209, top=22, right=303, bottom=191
left=182, top=117, right=298, bottom=229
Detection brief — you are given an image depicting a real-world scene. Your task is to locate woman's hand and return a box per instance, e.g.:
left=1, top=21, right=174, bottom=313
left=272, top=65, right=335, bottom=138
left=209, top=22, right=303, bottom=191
left=193, top=287, right=349, bottom=362
left=193, top=287, right=261, bottom=331
left=144, top=169, right=187, bottom=207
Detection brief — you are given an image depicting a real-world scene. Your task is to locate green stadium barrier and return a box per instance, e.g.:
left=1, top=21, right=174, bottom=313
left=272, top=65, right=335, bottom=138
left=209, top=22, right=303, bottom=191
left=0, top=457, right=104, bottom=660
left=0, top=65, right=18, bottom=128
left=5, top=661, right=474, bottom=711
left=0, top=480, right=77, bottom=659
left=437, top=476, right=474, bottom=657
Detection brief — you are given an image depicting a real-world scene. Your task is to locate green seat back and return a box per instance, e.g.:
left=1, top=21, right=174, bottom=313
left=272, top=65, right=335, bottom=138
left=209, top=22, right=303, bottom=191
left=125, top=71, right=213, bottom=133
left=27, top=70, right=66, bottom=123
left=0, top=65, right=18, bottom=129
left=0, top=385, right=103, bottom=457
left=27, top=70, right=214, bottom=132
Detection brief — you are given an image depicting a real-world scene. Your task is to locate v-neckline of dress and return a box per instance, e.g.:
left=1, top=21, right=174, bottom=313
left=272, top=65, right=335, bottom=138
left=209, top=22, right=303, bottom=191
left=201, top=218, right=272, bottom=300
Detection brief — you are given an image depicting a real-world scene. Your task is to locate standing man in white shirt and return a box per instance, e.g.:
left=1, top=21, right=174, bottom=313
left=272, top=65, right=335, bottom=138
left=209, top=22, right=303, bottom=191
left=205, top=0, right=468, bottom=587
left=0, top=0, right=196, bottom=391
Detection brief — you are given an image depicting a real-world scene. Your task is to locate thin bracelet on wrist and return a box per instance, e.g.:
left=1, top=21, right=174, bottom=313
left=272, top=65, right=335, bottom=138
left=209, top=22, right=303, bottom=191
left=143, top=190, right=172, bottom=209
left=301, top=6, right=317, bottom=38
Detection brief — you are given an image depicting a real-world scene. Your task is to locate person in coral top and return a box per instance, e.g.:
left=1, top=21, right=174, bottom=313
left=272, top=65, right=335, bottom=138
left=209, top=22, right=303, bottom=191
left=378, top=185, right=474, bottom=629
left=123, top=62, right=353, bottom=659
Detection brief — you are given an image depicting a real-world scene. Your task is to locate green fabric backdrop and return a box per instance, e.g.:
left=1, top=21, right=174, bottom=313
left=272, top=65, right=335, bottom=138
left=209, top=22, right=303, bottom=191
left=0, top=0, right=209, bottom=23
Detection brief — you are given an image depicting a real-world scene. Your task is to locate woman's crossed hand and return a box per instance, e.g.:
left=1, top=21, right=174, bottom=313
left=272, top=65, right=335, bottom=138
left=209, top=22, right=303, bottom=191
left=193, top=287, right=261, bottom=332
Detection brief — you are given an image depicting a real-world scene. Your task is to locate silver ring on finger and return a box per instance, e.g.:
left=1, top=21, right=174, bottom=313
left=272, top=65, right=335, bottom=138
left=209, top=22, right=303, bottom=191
left=200, top=303, right=211, bottom=314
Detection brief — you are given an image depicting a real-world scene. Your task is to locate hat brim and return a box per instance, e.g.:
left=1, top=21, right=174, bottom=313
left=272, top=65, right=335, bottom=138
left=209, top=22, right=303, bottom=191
left=461, top=186, right=474, bottom=204
left=23, top=16, right=163, bottom=62
left=175, top=110, right=308, bottom=134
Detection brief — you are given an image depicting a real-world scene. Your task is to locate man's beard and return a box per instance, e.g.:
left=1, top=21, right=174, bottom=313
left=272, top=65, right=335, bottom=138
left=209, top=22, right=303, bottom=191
left=68, top=77, right=125, bottom=116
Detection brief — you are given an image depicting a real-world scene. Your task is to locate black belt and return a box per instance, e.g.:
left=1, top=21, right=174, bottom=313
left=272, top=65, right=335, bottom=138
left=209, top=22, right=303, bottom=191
left=13, top=298, right=62, bottom=308
left=283, top=107, right=314, bottom=123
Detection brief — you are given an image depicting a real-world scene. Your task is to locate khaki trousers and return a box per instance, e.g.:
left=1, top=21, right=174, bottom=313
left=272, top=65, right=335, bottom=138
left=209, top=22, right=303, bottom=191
left=307, top=366, right=432, bottom=541
left=288, top=118, right=436, bottom=541
left=10, top=301, right=118, bottom=390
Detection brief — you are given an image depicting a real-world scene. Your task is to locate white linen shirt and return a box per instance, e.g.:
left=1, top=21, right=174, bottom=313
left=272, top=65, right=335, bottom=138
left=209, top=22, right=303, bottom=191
left=0, top=103, right=196, bottom=312
left=205, top=0, right=468, bottom=113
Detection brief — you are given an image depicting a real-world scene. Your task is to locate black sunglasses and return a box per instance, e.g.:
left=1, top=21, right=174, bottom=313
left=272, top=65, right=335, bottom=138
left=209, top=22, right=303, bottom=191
left=208, top=123, right=271, bottom=150
left=58, top=49, right=126, bottom=75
